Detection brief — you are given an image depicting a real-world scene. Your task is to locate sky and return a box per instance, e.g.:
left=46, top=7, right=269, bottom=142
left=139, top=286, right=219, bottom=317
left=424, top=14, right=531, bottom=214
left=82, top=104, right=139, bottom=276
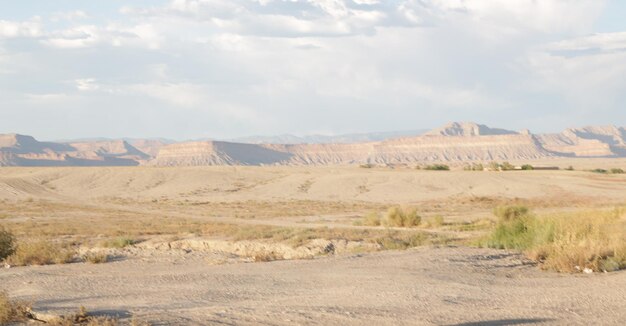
left=1, top=0, right=626, bottom=140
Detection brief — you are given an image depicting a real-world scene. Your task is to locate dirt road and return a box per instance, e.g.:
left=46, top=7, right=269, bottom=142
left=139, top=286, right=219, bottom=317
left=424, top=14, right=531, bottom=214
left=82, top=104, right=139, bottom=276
left=2, top=247, right=625, bottom=325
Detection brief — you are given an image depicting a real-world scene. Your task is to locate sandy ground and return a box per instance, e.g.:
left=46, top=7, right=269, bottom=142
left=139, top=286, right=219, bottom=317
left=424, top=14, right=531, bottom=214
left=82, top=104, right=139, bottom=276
left=1, top=247, right=625, bottom=325
left=1, top=166, right=626, bottom=325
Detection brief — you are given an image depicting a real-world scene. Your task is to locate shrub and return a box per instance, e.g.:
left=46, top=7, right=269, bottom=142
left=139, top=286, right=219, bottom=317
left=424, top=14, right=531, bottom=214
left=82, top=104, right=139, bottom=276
left=385, top=207, right=421, bottom=227
left=362, top=212, right=382, bottom=226
left=591, top=168, right=608, bottom=174
left=425, top=215, right=445, bottom=228
left=521, top=164, right=534, bottom=170
left=375, top=232, right=428, bottom=250
left=101, top=237, right=135, bottom=248
left=464, top=163, right=484, bottom=171
left=610, top=168, right=625, bottom=174
left=0, top=291, right=29, bottom=324
left=565, top=166, right=575, bottom=171
left=83, top=252, right=109, bottom=264
left=500, top=162, right=515, bottom=171
left=359, top=163, right=374, bottom=169
left=480, top=207, right=626, bottom=273
left=5, top=241, right=75, bottom=266
left=493, top=205, right=530, bottom=221
left=423, top=164, right=450, bottom=171
left=0, top=227, right=16, bottom=260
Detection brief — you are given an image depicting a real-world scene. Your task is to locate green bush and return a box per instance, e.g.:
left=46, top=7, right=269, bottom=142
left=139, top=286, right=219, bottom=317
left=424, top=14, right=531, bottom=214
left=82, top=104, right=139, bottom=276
left=591, top=168, right=608, bottom=174
left=521, top=164, right=534, bottom=170
left=423, top=164, right=450, bottom=171
left=480, top=206, right=626, bottom=272
left=0, top=228, right=15, bottom=261
left=610, top=168, right=625, bottom=174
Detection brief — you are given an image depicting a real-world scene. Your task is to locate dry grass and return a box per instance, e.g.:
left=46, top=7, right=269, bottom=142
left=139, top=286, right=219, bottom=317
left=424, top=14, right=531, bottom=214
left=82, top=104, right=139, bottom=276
left=479, top=206, right=626, bottom=272
left=358, top=207, right=422, bottom=228
left=0, top=291, right=30, bottom=324
left=252, top=251, right=284, bottom=262
left=101, top=237, right=136, bottom=248
left=47, top=306, right=119, bottom=326
left=5, top=240, right=75, bottom=266
left=423, top=215, right=445, bottom=228
left=83, top=252, right=109, bottom=264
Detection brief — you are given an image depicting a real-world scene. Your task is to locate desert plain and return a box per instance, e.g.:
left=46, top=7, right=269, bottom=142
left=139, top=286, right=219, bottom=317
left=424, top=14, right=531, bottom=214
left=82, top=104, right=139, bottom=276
left=0, top=160, right=625, bottom=325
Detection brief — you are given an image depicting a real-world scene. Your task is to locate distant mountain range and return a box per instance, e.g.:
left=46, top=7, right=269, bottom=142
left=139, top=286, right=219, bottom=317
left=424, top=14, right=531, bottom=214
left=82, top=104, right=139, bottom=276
left=227, top=130, right=427, bottom=144
left=1, top=122, right=626, bottom=167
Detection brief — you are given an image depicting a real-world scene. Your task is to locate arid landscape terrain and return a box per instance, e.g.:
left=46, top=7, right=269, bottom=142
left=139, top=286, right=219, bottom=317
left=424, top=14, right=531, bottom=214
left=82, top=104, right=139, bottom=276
left=4, top=0, right=626, bottom=324
left=1, top=162, right=625, bottom=325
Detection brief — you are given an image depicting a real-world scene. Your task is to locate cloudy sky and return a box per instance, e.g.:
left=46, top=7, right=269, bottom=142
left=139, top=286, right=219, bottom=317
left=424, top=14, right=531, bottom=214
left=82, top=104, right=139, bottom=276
left=1, top=0, right=626, bottom=140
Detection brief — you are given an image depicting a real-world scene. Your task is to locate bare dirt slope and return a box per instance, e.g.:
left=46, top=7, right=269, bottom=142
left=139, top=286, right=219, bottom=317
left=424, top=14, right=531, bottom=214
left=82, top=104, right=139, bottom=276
left=1, top=247, right=625, bottom=325
left=1, top=166, right=625, bottom=204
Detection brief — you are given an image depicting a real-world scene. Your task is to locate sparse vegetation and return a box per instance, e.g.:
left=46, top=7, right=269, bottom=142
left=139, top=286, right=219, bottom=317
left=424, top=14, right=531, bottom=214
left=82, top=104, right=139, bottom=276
left=384, top=207, right=421, bottom=227
left=463, top=163, right=484, bottom=171
left=520, top=164, right=534, bottom=170
left=0, top=227, right=16, bottom=261
left=252, top=251, right=283, bottom=262
left=362, top=211, right=382, bottom=226
left=359, top=207, right=422, bottom=228
left=423, top=164, right=450, bottom=171
left=424, top=215, right=445, bottom=228
left=46, top=306, right=123, bottom=326
left=479, top=206, right=626, bottom=272
left=493, top=205, right=529, bottom=221
left=375, top=232, right=428, bottom=250
left=589, top=168, right=624, bottom=174
left=101, top=237, right=136, bottom=248
left=5, top=240, right=75, bottom=266
left=0, top=291, right=30, bottom=324
left=83, top=252, right=109, bottom=264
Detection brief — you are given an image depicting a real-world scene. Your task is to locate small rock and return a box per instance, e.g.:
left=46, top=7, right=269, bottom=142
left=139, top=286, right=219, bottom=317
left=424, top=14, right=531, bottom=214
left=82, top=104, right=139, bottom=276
left=583, top=268, right=593, bottom=274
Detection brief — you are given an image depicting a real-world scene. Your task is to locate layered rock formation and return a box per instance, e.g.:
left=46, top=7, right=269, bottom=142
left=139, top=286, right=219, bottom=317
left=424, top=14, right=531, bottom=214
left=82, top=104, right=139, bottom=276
left=0, top=134, right=149, bottom=166
left=151, top=123, right=556, bottom=166
left=2, top=122, right=626, bottom=167
left=536, top=126, right=626, bottom=157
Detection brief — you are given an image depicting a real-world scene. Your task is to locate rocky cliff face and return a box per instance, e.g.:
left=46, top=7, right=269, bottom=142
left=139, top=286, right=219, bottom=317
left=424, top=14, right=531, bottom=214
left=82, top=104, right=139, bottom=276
left=535, top=126, right=626, bottom=157
left=151, top=131, right=555, bottom=166
left=2, top=123, right=626, bottom=167
left=0, top=134, right=149, bottom=166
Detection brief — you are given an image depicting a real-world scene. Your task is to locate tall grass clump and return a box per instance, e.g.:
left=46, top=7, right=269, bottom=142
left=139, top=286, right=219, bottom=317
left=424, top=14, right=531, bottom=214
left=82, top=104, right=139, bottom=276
left=101, top=237, right=136, bottom=248
left=385, top=207, right=421, bottom=227
left=0, top=227, right=16, bottom=260
left=5, top=240, right=75, bottom=266
left=480, top=206, right=626, bottom=272
left=0, top=291, right=29, bottom=324
left=362, top=211, right=382, bottom=226
left=359, top=207, right=422, bottom=228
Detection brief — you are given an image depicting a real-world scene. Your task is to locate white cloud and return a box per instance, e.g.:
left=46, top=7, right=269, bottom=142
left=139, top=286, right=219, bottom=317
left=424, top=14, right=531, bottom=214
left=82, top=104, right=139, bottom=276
left=75, top=79, right=99, bottom=91
left=1, top=0, right=625, bottom=138
left=0, top=18, right=42, bottom=38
